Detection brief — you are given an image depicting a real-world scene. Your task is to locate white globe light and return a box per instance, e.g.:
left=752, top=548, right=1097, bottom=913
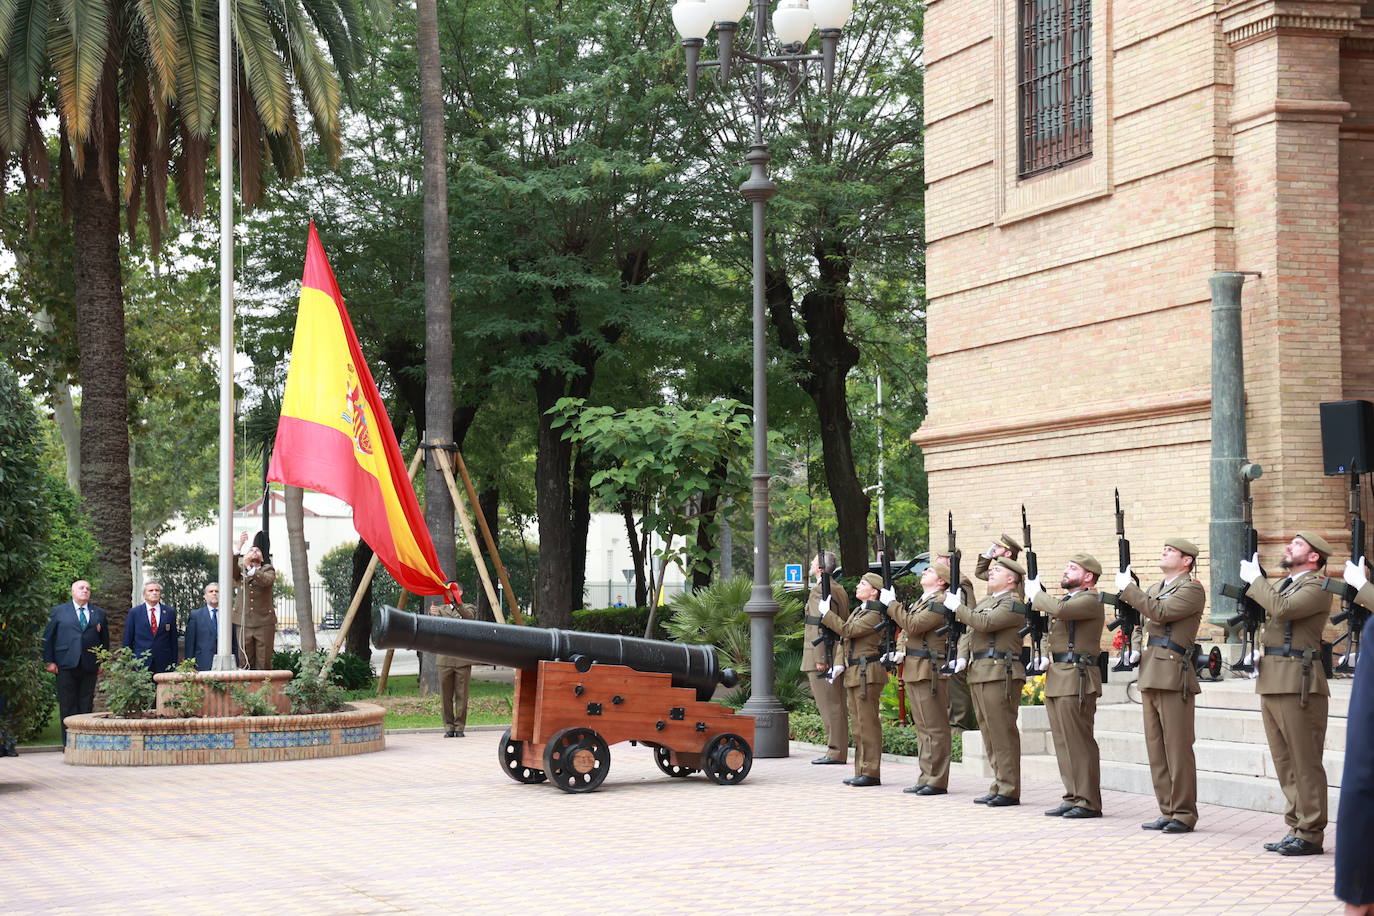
left=708, top=0, right=750, bottom=23
left=772, top=0, right=815, bottom=45
left=809, top=0, right=851, bottom=30
left=672, top=0, right=715, bottom=40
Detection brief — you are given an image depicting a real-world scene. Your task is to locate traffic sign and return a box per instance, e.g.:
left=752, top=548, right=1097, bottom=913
left=784, top=564, right=804, bottom=587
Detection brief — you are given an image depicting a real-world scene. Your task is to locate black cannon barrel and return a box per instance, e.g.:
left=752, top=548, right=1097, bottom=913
left=373, top=606, right=739, bottom=702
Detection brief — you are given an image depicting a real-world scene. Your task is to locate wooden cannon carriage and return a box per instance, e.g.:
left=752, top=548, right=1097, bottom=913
left=374, top=606, right=755, bottom=793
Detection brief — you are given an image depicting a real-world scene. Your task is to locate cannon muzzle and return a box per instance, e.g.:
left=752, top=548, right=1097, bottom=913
left=374, top=606, right=739, bottom=702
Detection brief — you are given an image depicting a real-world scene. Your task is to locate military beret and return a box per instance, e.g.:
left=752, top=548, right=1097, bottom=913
left=860, top=572, right=885, bottom=590
left=1164, top=537, right=1199, bottom=559
left=992, top=557, right=1025, bottom=578
left=1295, top=531, right=1334, bottom=562
left=1069, top=553, right=1103, bottom=577
left=998, top=533, right=1023, bottom=555
left=929, top=561, right=951, bottom=583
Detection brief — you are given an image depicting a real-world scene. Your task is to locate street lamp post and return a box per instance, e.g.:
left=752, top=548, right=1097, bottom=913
left=672, top=0, right=852, bottom=757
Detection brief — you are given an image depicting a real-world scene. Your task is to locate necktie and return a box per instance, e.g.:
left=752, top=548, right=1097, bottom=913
left=1278, top=577, right=1293, bottom=593
left=150, top=606, right=158, bottom=633
left=78, top=607, right=88, bottom=629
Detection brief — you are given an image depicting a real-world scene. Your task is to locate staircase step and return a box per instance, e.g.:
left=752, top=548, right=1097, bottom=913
left=1091, top=730, right=1344, bottom=786
left=1091, top=703, right=1346, bottom=750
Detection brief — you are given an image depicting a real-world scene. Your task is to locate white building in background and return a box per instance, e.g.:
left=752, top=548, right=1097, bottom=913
left=581, top=513, right=688, bottom=608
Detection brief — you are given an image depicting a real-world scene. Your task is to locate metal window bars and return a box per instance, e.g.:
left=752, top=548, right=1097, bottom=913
left=1018, top=0, right=1092, bottom=177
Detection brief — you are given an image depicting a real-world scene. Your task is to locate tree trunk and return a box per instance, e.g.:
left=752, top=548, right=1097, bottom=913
left=533, top=368, right=574, bottom=629
left=72, top=136, right=133, bottom=633
left=285, top=485, right=316, bottom=652
left=417, top=0, right=453, bottom=696
left=621, top=500, right=647, bottom=607
left=570, top=448, right=591, bottom=612
left=691, top=456, right=731, bottom=591
left=346, top=540, right=376, bottom=661
left=475, top=485, right=500, bottom=622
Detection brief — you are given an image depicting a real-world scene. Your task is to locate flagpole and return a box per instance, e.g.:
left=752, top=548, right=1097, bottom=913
left=212, top=0, right=236, bottom=670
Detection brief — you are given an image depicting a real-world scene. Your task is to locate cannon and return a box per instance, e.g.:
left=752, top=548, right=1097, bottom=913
left=373, top=606, right=756, bottom=793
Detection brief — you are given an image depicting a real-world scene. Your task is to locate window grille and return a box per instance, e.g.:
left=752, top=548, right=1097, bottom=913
left=1018, top=0, right=1092, bottom=177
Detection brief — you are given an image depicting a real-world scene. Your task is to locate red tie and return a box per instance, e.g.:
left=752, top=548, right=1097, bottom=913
left=150, top=606, right=157, bottom=633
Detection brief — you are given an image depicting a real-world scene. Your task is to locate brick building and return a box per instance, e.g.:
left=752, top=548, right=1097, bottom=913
left=912, top=0, right=1374, bottom=616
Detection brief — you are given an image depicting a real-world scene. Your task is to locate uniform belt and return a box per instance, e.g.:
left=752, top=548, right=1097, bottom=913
left=1146, top=636, right=1191, bottom=655
left=847, top=655, right=883, bottom=666
left=805, top=615, right=823, bottom=627
left=1263, top=646, right=1316, bottom=658
left=971, top=648, right=1011, bottom=661
left=1051, top=651, right=1097, bottom=665
left=905, top=648, right=933, bottom=659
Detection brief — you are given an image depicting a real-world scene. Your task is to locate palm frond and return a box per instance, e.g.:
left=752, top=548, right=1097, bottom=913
left=133, top=0, right=180, bottom=101
left=5, top=0, right=49, bottom=101
left=231, top=0, right=291, bottom=133
left=172, top=0, right=215, bottom=136
left=0, top=0, right=21, bottom=58
left=49, top=0, right=112, bottom=144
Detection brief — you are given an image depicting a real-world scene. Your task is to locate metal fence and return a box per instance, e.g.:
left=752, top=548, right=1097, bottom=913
left=274, top=585, right=338, bottom=632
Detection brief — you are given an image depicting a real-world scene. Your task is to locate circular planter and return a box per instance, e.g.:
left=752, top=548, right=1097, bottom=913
left=153, top=669, right=294, bottom=717
left=63, top=702, right=385, bottom=766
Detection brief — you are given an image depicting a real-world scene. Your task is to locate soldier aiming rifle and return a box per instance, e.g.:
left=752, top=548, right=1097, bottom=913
left=936, top=513, right=967, bottom=674
left=873, top=530, right=900, bottom=673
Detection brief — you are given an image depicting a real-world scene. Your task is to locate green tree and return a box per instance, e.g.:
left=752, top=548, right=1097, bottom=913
left=146, top=543, right=218, bottom=629
left=0, top=0, right=367, bottom=629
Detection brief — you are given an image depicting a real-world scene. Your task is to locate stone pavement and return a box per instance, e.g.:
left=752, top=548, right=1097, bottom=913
left=1, top=732, right=1342, bottom=915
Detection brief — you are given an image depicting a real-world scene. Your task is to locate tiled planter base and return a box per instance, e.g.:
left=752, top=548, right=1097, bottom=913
left=63, top=702, right=385, bottom=766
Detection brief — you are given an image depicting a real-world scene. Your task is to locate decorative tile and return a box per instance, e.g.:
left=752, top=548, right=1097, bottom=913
left=144, top=733, right=235, bottom=752
left=341, top=725, right=382, bottom=745
left=249, top=729, right=332, bottom=748
left=72, top=733, right=130, bottom=751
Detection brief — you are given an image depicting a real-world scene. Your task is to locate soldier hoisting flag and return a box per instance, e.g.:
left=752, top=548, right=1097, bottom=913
left=268, top=224, right=456, bottom=600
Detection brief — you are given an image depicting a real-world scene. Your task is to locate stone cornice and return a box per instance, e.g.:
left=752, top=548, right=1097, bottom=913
left=911, top=389, right=1211, bottom=449
left=1221, top=2, right=1363, bottom=47
left=1230, top=97, right=1354, bottom=132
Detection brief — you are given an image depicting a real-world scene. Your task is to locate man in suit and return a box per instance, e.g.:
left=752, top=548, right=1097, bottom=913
left=234, top=531, right=277, bottom=669
left=1337, top=557, right=1374, bottom=912
left=802, top=550, right=850, bottom=765
left=124, top=580, right=180, bottom=674
left=818, top=572, right=888, bottom=786
left=42, top=580, right=110, bottom=746
left=892, top=561, right=953, bottom=795
left=944, top=557, right=1027, bottom=806
left=1239, top=531, right=1334, bottom=856
left=1029, top=554, right=1106, bottom=819
left=1115, top=537, right=1206, bottom=834
left=430, top=583, right=477, bottom=737
left=184, top=583, right=238, bottom=671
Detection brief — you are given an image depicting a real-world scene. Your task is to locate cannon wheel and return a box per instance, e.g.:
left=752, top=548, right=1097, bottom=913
left=542, top=727, right=611, bottom=793
left=702, top=733, right=752, bottom=786
left=651, top=744, right=697, bottom=778
left=498, top=728, right=547, bottom=784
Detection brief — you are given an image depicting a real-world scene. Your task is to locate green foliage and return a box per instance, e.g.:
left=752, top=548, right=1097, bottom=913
left=283, top=651, right=346, bottom=715
left=272, top=649, right=303, bottom=676
left=92, top=647, right=158, bottom=718
left=273, top=648, right=373, bottom=690
left=789, top=706, right=963, bottom=760
left=0, top=362, right=61, bottom=741
left=229, top=680, right=278, bottom=717
left=317, top=542, right=400, bottom=622
left=147, top=544, right=218, bottom=628
left=571, top=606, right=667, bottom=639
left=165, top=659, right=209, bottom=718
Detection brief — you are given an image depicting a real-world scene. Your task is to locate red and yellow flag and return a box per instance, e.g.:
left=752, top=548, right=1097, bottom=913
left=268, top=223, right=453, bottom=598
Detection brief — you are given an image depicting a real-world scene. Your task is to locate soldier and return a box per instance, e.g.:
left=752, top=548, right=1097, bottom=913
left=431, top=584, right=478, bottom=738
left=802, top=551, right=850, bottom=765
left=976, top=534, right=1023, bottom=594
left=934, top=551, right=978, bottom=732
left=234, top=531, right=277, bottom=670
left=891, top=561, right=953, bottom=795
left=1238, top=531, right=1334, bottom=856
left=819, top=571, right=888, bottom=786
left=1028, top=554, right=1105, bottom=819
left=1114, top=537, right=1206, bottom=834
left=944, top=557, right=1027, bottom=806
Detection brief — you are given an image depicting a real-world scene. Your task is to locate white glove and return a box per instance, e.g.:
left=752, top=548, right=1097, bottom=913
left=879, top=587, right=896, bottom=606
left=1025, top=576, right=1043, bottom=599
left=1128, top=650, right=1140, bottom=665
left=827, top=664, right=845, bottom=683
left=1115, top=567, right=1132, bottom=592
left=1345, top=557, right=1369, bottom=590
left=983, top=545, right=997, bottom=558
left=885, top=649, right=903, bottom=664
left=952, top=657, right=968, bottom=673
left=942, top=589, right=962, bottom=611
left=1239, top=552, right=1262, bottom=585
left=818, top=595, right=832, bottom=615
left=1037, top=655, right=1052, bottom=672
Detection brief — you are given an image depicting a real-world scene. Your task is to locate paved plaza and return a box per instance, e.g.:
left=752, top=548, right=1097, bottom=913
left=3, top=730, right=1342, bottom=915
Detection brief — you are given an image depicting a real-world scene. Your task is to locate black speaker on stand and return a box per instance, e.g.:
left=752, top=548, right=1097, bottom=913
left=1319, top=400, right=1374, bottom=475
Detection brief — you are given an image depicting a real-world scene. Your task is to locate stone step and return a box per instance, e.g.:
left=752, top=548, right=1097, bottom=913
left=1089, top=703, right=1347, bottom=751
left=1091, top=730, right=1344, bottom=786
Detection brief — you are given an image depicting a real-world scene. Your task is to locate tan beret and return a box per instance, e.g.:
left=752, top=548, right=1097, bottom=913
left=992, top=557, right=1025, bottom=579
left=1295, top=531, right=1334, bottom=563
left=860, top=572, right=885, bottom=590
left=929, top=562, right=951, bottom=583
left=1164, top=537, right=1199, bottom=559
left=998, top=533, right=1023, bottom=555
left=1069, top=553, right=1103, bottom=577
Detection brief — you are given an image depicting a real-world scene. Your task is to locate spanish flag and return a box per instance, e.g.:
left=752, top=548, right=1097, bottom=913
left=268, top=224, right=453, bottom=598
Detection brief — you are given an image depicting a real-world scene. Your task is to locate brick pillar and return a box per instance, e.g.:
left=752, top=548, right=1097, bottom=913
left=1341, top=28, right=1374, bottom=402
left=1222, top=0, right=1359, bottom=547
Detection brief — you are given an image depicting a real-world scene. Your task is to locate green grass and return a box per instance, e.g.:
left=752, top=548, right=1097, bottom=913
left=19, top=710, right=62, bottom=747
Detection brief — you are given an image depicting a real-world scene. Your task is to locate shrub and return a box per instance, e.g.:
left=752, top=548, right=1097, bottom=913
left=165, top=659, right=208, bottom=717
left=284, top=651, right=346, bottom=714
left=230, top=680, right=278, bottom=716
left=147, top=543, right=218, bottom=629
left=789, top=704, right=964, bottom=760
left=273, top=647, right=372, bottom=689
left=272, top=649, right=303, bottom=676
left=92, top=647, right=158, bottom=717
left=571, top=605, right=667, bottom=638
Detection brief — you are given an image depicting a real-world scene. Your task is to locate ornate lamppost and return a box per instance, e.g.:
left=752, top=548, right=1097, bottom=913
left=672, top=0, right=852, bottom=757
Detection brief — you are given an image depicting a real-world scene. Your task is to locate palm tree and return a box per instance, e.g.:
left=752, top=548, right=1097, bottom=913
left=0, top=0, right=363, bottom=631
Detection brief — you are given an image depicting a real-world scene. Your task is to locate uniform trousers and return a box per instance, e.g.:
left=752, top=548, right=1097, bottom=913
left=241, top=622, right=276, bottom=670
left=1261, top=692, right=1329, bottom=844
left=948, top=670, right=977, bottom=729
left=904, top=677, right=951, bottom=788
left=971, top=679, right=1023, bottom=797
left=440, top=663, right=473, bottom=732
left=845, top=680, right=883, bottom=779
left=1141, top=687, right=1198, bottom=827
left=1045, top=693, right=1101, bottom=811
left=807, top=670, right=849, bottom=763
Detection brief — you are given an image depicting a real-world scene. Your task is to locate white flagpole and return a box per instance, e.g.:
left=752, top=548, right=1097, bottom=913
left=212, top=0, right=237, bottom=669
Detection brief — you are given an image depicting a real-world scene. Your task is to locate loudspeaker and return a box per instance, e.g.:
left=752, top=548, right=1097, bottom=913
left=1319, top=400, right=1374, bottom=475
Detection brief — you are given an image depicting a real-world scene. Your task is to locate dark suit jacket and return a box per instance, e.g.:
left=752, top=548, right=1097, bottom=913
left=123, top=604, right=180, bottom=673
left=184, top=605, right=238, bottom=671
left=1336, top=613, right=1374, bottom=904
left=42, top=602, right=110, bottom=671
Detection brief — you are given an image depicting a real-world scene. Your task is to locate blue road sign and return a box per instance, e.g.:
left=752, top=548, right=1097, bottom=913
left=784, top=564, right=804, bottom=585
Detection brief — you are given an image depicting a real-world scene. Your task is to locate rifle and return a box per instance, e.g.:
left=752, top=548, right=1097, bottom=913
left=873, top=530, right=899, bottom=673
left=810, top=538, right=839, bottom=670
left=1330, top=473, right=1367, bottom=673
left=936, top=512, right=966, bottom=674
left=1220, top=468, right=1265, bottom=674
left=1016, top=505, right=1047, bottom=671
left=1103, top=488, right=1141, bottom=672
